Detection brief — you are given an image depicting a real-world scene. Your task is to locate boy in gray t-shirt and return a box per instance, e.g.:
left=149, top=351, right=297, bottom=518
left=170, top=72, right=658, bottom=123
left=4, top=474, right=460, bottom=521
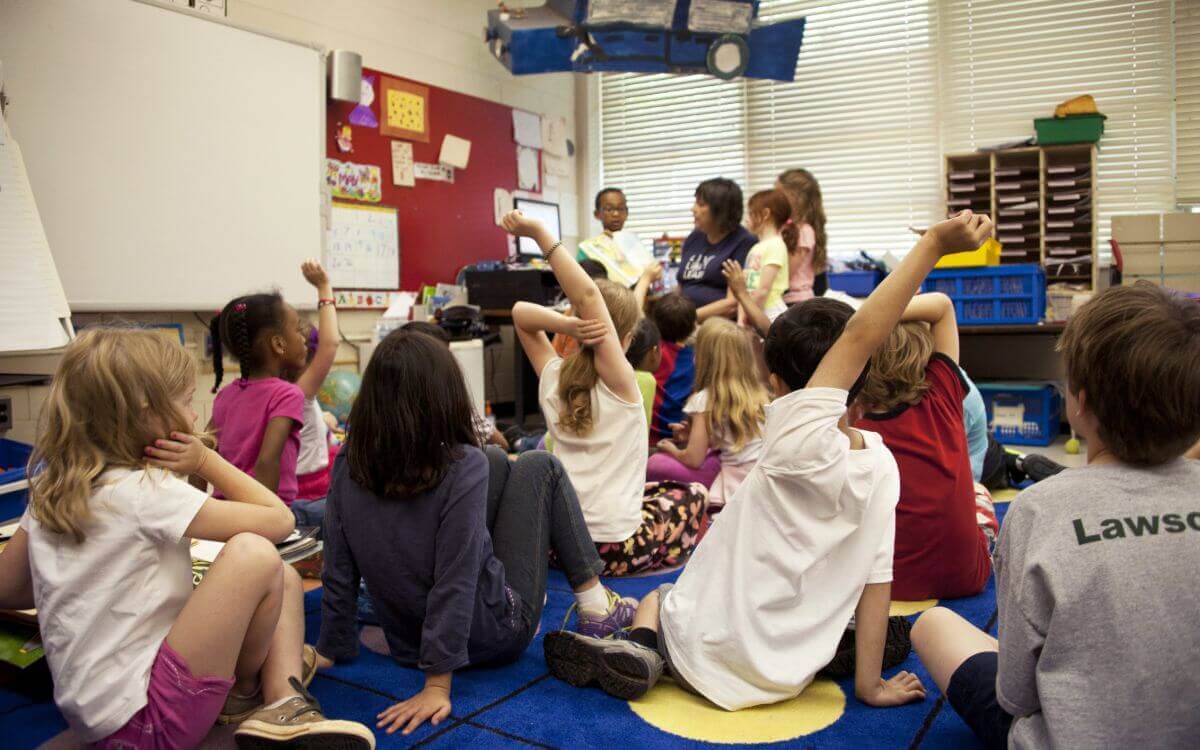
left=912, top=283, right=1200, bottom=750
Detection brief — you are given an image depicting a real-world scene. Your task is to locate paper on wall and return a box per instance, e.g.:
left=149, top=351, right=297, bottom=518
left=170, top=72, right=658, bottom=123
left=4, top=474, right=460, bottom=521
left=540, top=115, right=568, bottom=157
left=542, top=152, right=569, bottom=178
left=439, top=134, right=471, bottom=170
left=390, top=141, right=414, bottom=187
left=493, top=188, right=513, bottom=225
left=512, top=109, right=542, bottom=149
left=517, top=146, right=539, bottom=191
left=414, top=162, right=454, bottom=183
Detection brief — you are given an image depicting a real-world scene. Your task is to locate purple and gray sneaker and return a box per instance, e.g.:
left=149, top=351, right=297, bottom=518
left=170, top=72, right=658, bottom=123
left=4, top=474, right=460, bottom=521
left=576, top=589, right=638, bottom=639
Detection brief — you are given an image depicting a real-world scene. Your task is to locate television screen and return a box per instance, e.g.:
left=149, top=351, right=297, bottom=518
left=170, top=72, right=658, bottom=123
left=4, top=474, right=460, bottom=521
left=513, top=197, right=561, bottom=257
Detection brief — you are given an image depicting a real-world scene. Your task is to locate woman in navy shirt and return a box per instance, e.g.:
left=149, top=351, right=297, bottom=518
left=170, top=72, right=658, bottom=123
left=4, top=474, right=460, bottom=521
left=676, top=178, right=756, bottom=321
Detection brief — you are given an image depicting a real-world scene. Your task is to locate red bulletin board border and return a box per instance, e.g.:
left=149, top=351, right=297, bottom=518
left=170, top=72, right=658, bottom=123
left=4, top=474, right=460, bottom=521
left=327, top=67, right=522, bottom=291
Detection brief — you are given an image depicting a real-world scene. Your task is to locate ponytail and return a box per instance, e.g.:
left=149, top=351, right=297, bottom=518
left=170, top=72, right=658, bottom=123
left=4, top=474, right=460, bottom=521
left=209, top=313, right=224, bottom=393
left=780, top=219, right=800, bottom=256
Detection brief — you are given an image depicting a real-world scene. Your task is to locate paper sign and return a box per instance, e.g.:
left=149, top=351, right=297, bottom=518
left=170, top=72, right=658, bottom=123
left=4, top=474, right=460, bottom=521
left=325, top=158, right=382, bottom=203
left=493, top=188, right=513, bottom=225
left=542, top=152, right=569, bottom=178
left=439, top=134, right=472, bottom=170
left=992, top=403, right=1026, bottom=428
left=414, top=162, right=454, bottom=183
left=540, top=115, right=568, bottom=157
left=512, top=109, right=542, bottom=149
left=517, top=146, right=540, bottom=191
left=391, top=141, right=414, bottom=187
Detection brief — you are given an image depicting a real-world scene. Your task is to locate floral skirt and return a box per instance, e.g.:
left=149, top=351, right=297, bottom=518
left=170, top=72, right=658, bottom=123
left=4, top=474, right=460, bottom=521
left=595, top=481, right=708, bottom=577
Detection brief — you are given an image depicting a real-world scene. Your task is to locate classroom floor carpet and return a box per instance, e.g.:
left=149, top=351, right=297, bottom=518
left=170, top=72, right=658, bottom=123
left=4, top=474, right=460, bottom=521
left=2, top=495, right=1016, bottom=749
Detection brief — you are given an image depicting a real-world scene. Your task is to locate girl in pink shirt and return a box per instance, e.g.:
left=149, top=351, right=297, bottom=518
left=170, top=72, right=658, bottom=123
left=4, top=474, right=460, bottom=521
left=776, top=168, right=828, bottom=305
left=209, top=271, right=317, bottom=507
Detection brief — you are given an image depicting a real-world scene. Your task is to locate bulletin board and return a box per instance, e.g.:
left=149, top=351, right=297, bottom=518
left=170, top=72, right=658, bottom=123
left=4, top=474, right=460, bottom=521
left=327, top=67, right=522, bottom=290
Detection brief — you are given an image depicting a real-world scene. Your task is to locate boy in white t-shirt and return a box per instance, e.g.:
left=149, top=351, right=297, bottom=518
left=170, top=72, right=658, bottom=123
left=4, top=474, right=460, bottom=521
left=543, top=210, right=994, bottom=710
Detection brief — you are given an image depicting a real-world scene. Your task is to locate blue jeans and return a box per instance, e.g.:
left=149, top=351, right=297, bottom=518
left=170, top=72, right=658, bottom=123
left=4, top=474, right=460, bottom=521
left=291, top=497, right=327, bottom=531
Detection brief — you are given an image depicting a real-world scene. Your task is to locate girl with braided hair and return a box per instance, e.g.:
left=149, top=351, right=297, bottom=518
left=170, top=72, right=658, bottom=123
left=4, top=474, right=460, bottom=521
left=209, top=268, right=314, bottom=512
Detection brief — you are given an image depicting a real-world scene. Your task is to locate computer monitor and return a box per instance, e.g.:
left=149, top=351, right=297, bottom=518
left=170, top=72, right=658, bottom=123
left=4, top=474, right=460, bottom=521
left=512, top=197, right=561, bottom=257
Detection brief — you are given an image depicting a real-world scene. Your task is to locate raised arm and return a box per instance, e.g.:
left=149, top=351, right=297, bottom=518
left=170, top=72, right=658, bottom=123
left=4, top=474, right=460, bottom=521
left=512, top=302, right=604, bottom=377
left=901, top=292, right=959, bottom=362
left=503, top=211, right=639, bottom=403
left=808, top=211, right=991, bottom=392
left=634, top=262, right=663, bottom=315
left=296, top=260, right=339, bottom=398
left=723, top=260, right=772, bottom=338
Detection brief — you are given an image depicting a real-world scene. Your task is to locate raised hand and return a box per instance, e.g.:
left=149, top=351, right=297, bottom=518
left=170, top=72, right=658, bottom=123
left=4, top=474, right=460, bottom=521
left=722, top=259, right=748, bottom=297
left=301, top=259, right=330, bottom=288
left=926, top=211, right=993, bottom=257
left=501, top=210, right=545, bottom=238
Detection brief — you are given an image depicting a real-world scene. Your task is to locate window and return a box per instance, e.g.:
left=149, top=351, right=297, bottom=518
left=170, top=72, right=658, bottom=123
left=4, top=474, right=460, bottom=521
left=597, top=0, right=1190, bottom=253
left=1177, top=0, right=1200, bottom=206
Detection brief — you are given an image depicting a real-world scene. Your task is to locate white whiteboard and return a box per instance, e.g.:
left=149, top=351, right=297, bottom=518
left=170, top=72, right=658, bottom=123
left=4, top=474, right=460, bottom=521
left=0, top=0, right=325, bottom=311
left=0, top=114, right=72, bottom=352
left=327, top=203, right=400, bottom=290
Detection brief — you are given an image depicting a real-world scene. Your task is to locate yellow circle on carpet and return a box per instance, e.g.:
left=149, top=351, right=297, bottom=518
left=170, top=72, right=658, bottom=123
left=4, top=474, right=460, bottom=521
left=628, top=678, right=845, bottom=744
left=889, top=599, right=939, bottom=617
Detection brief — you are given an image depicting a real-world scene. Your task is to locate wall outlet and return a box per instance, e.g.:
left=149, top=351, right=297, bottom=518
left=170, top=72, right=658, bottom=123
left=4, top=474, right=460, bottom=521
left=0, top=396, right=12, bottom=432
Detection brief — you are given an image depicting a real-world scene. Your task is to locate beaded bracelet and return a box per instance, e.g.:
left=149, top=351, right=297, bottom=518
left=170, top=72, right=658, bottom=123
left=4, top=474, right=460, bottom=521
left=545, top=240, right=564, bottom=262
left=317, top=298, right=336, bottom=308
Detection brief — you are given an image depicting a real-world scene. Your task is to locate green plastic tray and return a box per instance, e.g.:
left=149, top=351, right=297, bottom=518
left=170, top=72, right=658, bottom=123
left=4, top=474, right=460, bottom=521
left=1034, top=113, right=1106, bottom=145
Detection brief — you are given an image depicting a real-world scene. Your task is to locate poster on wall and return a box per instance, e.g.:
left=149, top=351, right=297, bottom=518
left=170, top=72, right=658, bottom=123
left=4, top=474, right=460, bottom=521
left=517, top=146, right=539, bottom=192
left=380, top=76, right=430, bottom=142
left=349, top=74, right=379, bottom=128
left=391, top=141, right=415, bottom=187
left=326, top=158, right=382, bottom=202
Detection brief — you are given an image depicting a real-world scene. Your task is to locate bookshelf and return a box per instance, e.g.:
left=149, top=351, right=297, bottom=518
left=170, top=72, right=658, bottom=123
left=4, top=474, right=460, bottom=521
left=945, top=145, right=1098, bottom=290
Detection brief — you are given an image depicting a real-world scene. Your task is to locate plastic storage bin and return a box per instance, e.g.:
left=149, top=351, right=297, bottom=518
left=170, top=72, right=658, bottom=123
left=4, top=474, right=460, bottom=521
left=977, top=382, right=1060, bottom=447
left=828, top=269, right=884, bottom=297
left=1034, top=113, right=1106, bottom=145
left=923, top=264, right=1045, bottom=325
left=935, top=237, right=1002, bottom=269
left=0, top=438, right=33, bottom=494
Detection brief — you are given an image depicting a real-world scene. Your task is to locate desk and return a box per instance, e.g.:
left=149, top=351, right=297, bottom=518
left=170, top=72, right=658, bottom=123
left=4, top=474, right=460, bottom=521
left=959, top=322, right=1067, bottom=381
left=482, top=309, right=541, bottom=429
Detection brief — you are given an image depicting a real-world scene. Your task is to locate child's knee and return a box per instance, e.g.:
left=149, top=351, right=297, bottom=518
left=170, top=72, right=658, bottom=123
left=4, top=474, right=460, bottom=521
left=911, top=606, right=953, bottom=649
left=281, top=561, right=302, bottom=592
left=219, top=533, right=284, bottom=579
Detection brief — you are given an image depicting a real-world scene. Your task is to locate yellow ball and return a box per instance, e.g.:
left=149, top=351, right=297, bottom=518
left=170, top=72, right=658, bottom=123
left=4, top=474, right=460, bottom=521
left=1065, top=437, right=1081, bottom=455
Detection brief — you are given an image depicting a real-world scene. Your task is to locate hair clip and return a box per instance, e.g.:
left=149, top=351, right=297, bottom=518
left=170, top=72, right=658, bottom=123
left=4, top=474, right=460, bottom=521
left=233, top=302, right=247, bottom=312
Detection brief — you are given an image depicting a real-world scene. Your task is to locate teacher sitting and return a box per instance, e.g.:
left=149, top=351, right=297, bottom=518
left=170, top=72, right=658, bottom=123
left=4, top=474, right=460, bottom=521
left=676, top=178, right=757, bottom=322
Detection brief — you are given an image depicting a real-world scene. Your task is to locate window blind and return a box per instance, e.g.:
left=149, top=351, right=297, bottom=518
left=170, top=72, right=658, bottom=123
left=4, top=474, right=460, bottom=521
left=939, top=0, right=1176, bottom=243
left=1177, top=0, right=1200, bottom=205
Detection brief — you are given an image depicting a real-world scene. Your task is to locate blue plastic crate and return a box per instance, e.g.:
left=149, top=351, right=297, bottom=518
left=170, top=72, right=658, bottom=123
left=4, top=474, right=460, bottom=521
left=0, top=438, right=32, bottom=489
left=829, top=269, right=884, bottom=297
left=923, top=264, right=1046, bottom=325
left=977, top=382, right=1060, bottom=447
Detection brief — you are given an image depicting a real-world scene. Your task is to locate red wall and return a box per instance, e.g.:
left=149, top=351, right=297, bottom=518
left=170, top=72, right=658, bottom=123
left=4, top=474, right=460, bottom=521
left=326, top=67, right=520, bottom=290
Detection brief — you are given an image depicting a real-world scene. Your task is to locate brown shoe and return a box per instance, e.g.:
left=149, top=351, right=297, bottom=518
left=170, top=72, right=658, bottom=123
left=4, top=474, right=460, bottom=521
left=234, top=677, right=374, bottom=749
left=218, top=644, right=319, bottom=725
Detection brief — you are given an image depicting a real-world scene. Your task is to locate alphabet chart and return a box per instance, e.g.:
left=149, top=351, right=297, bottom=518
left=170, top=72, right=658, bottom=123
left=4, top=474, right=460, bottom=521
left=326, top=202, right=400, bottom=290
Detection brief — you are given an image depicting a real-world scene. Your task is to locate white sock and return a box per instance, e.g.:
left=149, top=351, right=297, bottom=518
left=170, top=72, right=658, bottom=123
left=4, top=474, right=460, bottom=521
left=575, top=583, right=610, bottom=616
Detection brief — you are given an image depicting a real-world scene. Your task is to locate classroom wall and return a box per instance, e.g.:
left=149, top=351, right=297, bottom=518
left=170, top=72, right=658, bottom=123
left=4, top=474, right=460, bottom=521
left=0, top=0, right=587, bottom=442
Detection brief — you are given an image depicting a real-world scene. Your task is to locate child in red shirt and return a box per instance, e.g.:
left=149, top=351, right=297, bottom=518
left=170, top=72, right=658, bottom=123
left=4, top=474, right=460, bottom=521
left=855, top=293, right=993, bottom=600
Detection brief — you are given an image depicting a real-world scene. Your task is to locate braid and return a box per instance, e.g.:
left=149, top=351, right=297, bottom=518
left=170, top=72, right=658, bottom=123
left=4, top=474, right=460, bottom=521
left=209, top=313, right=225, bottom=393
left=228, top=304, right=253, bottom=379
left=214, top=293, right=286, bottom=385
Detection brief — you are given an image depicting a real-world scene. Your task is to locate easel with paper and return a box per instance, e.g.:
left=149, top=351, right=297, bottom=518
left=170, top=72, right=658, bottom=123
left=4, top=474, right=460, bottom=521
left=0, top=110, right=73, bottom=353
left=326, top=202, right=400, bottom=291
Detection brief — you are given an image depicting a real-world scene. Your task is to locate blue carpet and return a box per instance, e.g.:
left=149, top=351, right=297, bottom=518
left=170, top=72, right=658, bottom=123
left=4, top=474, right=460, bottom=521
left=0, top=502, right=1010, bottom=748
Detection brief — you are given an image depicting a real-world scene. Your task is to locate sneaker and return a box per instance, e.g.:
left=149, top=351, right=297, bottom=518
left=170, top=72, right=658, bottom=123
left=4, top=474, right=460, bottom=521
left=1020, top=453, right=1067, bottom=483
left=234, top=677, right=375, bottom=749
left=543, top=631, right=664, bottom=701
left=575, top=589, right=638, bottom=639
left=219, top=644, right=319, bottom=725
left=819, top=616, right=913, bottom=680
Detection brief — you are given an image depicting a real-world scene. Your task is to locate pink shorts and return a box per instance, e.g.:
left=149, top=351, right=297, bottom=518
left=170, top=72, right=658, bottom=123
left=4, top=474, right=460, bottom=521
left=94, top=641, right=233, bottom=749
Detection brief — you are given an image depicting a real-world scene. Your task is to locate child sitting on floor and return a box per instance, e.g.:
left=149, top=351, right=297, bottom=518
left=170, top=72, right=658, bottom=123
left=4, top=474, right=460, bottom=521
left=855, top=293, right=997, bottom=600
left=912, top=282, right=1200, bottom=749
left=542, top=210, right=994, bottom=709
left=649, top=291, right=699, bottom=443
left=316, top=327, right=634, bottom=736
left=649, top=318, right=767, bottom=510
left=209, top=278, right=312, bottom=520
left=0, top=328, right=370, bottom=748
left=625, top=317, right=662, bottom=426
left=504, top=210, right=707, bottom=577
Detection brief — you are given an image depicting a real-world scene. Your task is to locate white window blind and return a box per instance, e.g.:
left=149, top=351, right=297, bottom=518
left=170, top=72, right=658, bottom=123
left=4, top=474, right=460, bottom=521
left=939, top=0, right=1176, bottom=243
left=746, top=0, right=941, bottom=256
left=1177, top=0, right=1200, bottom=205
left=599, top=73, right=747, bottom=241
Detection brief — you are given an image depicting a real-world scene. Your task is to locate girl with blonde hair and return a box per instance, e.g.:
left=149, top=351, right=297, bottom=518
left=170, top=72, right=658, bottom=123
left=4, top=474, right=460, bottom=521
left=505, top=211, right=707, bottom=577
left=651, top=318, right=768, bottom=510
left=0, top=328, right=372, bottom=748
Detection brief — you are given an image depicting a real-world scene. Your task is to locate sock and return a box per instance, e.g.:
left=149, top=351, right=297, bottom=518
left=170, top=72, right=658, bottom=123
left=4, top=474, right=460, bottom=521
left=261, top=695, right=296, bottom=710
left=575, top=583, right=610, bottom=616
left=629, top=627, right=659, bottom=651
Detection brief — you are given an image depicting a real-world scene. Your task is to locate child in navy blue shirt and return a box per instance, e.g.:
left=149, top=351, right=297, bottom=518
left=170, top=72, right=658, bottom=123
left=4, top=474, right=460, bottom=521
left=316, top=328, right=634, bottom=736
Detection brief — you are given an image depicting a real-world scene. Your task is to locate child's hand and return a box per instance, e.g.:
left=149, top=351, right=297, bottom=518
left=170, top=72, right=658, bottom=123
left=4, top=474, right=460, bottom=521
left=569, top=317, right=608, bottom=348
left=668, top=420, right=691, bottom=445
left=301, top=259, right=330, bottom=288
left=642, top=262, right=664, bottom=283
left=656, top=438, right=681, bottom=456
left=925, top=211, right=993, bottom=256
left=144, top=432, right=211, bottom=476
left=857, top=671, right=926, bottom=707
left=501, top=210, right=544, bottom=238
left=722, top=260, right=748, bottom=296
left=377, top=687, right=452, bottom=735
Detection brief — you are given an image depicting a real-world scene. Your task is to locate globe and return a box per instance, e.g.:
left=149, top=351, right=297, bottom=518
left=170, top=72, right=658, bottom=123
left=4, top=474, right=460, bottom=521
left=317, top=370, right=362, bottom=425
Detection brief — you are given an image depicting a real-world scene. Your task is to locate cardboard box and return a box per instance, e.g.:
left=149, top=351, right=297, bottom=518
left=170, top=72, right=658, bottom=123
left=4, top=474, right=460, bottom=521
left=1163, top=213, right=1200, bottom=242
left=1120, top=243, right=1162, bottom=275
left=1112, top=214, right=1161, bottom=244
left=1163, top=242, right=1200, bottom=275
